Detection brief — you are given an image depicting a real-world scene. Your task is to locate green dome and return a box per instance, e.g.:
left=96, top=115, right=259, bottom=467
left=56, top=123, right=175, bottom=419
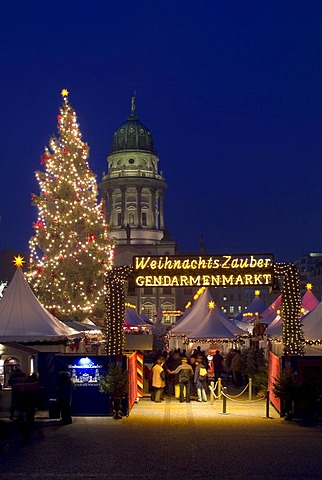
left=110, top=113, right=156, bottom=154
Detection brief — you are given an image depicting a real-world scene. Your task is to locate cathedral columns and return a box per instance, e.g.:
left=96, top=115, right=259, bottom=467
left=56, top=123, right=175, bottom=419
left=151, top=187, right=157, bottom=229
left=159, top=191, right=165, bottom=230
left=105, top=188, right=112, bottom=226
left=137, top=187, right=142, bottom=228
left=120, top=187, right=126, bottom=228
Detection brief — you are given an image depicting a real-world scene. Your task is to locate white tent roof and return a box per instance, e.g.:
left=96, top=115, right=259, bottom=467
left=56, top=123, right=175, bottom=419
left=235, top=295, right=267, bottom=323
left=171, top=305, right=192, bottom=329
left=172, top=288, right=244, bottom=337
left=301, top=289, right=320, bottom=315
left=171, top=288, right=214, bottom=335
left=266, top=291, right=320, bottom=340
left=0, top=267, right=81, bottom=342
left=63, top=320, right=102, bottom=332
left=266, top=314, right=282, bottom=338
left=233, top=318, right=253, bottom=334
left=301, top=301, right=322, bottom=340
left=188, top=305, right=244, bottom=339
left=260, top=295, right=282, bottom=324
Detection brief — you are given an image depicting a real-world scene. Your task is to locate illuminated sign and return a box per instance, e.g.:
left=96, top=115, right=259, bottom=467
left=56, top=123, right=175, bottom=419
left=68, top=357, right=103, bottom=387
left=133, top=254, right=274, bottom=287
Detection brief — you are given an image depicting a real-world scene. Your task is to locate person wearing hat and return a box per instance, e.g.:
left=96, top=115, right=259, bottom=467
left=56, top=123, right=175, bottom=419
left=170, top=357, right=194, bottom=403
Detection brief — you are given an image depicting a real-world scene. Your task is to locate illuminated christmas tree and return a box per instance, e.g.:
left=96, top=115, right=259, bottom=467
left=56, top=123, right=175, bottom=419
left=29, top=89, right=114, bottom=320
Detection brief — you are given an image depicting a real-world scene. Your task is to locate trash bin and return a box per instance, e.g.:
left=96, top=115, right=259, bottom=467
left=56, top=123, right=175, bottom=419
left=48, top=399, right=60, bottom=419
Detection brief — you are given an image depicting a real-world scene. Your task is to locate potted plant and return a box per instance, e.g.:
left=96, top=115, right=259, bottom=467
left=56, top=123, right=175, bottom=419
left=272, top=368, right=298, bottom=420
left=253, top=364, right=268, bottom=398
left=100, top=363, right=128, bottom=419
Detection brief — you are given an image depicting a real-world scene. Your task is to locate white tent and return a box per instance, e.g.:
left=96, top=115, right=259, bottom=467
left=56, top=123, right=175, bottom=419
left=265, top=314, right=282, bottom=338
left=235, top=294, right=267, bottom=323
left=63, top=320, right=102, bottom=332
left=233, top=318, right=253, bottom=334
left=0, top=267, right=81, bottom=342
left=301, top=301, right=322, bottom=340
left=172, top=288, right=244, bottom=337
left=301, top=288, right=320, bottom=315
left=171, top=305, right=192, bottom=328
left=266, top=289, right=320, bottom=340
left=260, top=295, right=282, bottom=325
left=171, top=288, right=215, bottom=335
left=188, top=305, right=244, bottom=340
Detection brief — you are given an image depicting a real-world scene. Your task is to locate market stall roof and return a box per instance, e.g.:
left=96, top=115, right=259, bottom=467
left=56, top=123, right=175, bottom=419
left=125, top=307, right=147, bottom=327
left=265, top=314, right=282, bottom=338
left=139, top=310, right=154, bottom=325
left=260, top=295, right=282, bottom=325
left=188, top=304, right=244, bottom=340
left=235, top=292, right=267, bottom=323
left=171, top=288, right=215, bottom=335
left=266, top=287, right=320, bottom=340
left=171, top=305, right=192, bottom=329
left=0, top=265, right=81, bottom=342
left=301, top=301, right=322, bottom=340
left=63, top=320, right=102, bottom=332
left=301, top=287, right=320, bottom=315
left=83, top=317, right=98, bottom=326
left=233, top=319, right=253, bottom=334
left=172, top=288, right=244, bottom=337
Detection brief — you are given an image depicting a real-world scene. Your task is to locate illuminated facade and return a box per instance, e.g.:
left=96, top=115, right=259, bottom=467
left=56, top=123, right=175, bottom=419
left=100, top=99, right=277, bottom=323
left=100, top=97, right=180, bottom=323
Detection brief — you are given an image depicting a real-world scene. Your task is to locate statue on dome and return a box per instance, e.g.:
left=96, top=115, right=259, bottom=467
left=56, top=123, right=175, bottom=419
left=131, top=91, right=136, bottom=115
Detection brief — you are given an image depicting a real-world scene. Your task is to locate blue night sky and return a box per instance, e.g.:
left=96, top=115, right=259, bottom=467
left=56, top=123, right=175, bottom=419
left=1, top=1, right=322, bottom=263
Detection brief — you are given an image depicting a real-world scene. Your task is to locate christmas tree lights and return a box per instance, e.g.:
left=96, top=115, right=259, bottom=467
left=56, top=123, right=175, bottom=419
left=28, top=90, right=114, bottom=320
left=104, top=266, right=133, bottom=355
left=273, top=263, right=304, bottom=356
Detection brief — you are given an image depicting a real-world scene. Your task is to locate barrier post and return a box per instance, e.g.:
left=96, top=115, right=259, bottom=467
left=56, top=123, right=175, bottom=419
left=217, top=377, right=222, bottom=399
left=248, top=378, right=252, bottom=401
left=222, top=386, right=227, bottom=414
left=209, top=381, right=214, bottom=405
left=266, top=390, right=270, bottom=418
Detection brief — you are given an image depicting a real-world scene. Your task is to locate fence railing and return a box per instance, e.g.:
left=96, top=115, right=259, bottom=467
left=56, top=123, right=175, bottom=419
left=208, top=379, right=270, bottom=417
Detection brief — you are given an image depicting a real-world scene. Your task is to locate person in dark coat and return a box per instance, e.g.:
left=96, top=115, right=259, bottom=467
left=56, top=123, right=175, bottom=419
left=25, top=372, right=40, bottom=423
left=212, top=350, right=224, bottom=381
left=57, top=372, right=74, bottom=425
left=8, top=367, right=26, bottom=420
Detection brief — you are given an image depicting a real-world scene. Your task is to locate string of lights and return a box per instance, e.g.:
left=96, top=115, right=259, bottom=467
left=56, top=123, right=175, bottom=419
left=273, top=262, right=304, bottom=356
left=28, top=90, right=115, bottom=319
left=104, top=266, right=133, bottom=355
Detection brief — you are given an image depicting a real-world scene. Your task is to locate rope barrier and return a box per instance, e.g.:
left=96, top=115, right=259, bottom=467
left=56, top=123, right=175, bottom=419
left=209, top=378, right=266, bottom=405
left=221, top=391, right=266, bottom=403
left=224, top=383, right=249, bottom=398
left=206, top=377, right=271, bottom=415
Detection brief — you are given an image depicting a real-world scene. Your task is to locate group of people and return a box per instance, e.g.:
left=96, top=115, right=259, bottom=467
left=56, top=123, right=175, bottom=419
left=149, top=347, right=245, bottom=403
left=8, top=367, right=74, bottom=426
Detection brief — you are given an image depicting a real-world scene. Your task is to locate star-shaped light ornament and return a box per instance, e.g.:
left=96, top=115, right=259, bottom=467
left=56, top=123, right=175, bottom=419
left=255, top=290, right=261, bottom=296
left=13, top=255, right=25, bottom=268
left=61, top=89, right=69, bottom=97
left=208, top=301, right=215, bottom=310
left=306, top=283, right=313, bottom=290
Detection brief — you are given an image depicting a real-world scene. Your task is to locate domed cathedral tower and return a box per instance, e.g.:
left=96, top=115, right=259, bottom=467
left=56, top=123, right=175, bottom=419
left=100, top=95, right=178, bottom=323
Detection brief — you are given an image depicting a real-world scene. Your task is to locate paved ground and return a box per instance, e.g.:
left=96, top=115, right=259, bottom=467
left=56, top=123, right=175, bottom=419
left=1, top=391, right=322, bottom=480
